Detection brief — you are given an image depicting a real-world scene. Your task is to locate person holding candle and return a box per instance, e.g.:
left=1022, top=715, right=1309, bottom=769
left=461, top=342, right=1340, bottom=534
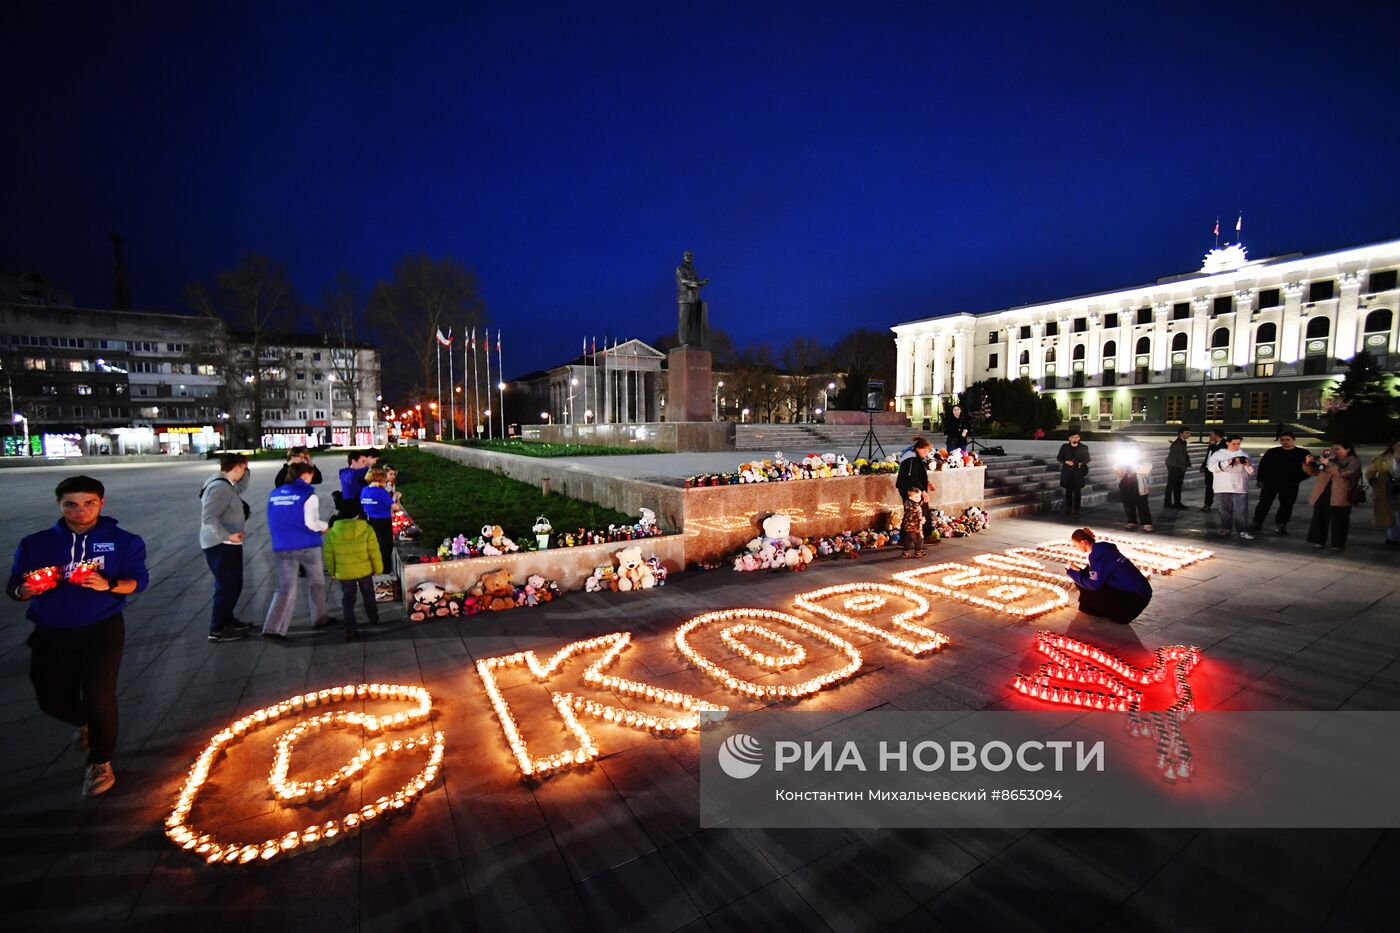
left=1065, top=527, right=1152, bottom=624
left=6, top=475, right=150, bottom=796
left=262, top=461, right=333, bottom=639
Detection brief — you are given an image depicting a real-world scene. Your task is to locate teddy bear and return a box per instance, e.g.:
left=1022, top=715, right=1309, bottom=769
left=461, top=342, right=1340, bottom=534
left=644, top=556, right=667, bottom=586
left=614, top=545, right=656, bottom=591
left=761, top=513, right=793, bottom=546
left=480, top=524, right=519, bottom=554
left=408, top=581, right=449, bottom=622
left=472, top=568, right=518, bottom=611
left=515, top=573, right=556, bottom=607
left=638, top=508, right=657, bottom=531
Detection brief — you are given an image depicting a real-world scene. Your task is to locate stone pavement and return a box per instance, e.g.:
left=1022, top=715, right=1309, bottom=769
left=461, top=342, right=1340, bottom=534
left=0, top=459, right=1398, bottom=931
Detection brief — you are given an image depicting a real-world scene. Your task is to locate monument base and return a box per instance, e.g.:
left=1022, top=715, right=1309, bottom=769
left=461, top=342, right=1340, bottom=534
left=667, top=347, right=713, bottom=423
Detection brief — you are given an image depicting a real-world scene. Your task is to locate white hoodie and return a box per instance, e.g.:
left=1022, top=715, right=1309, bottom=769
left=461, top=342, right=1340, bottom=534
left=1208, top=447, right=1256, bottom=494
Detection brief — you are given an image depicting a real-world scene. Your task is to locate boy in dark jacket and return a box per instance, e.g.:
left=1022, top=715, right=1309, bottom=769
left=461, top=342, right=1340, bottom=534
left=6, top=475, right=149, bottom=796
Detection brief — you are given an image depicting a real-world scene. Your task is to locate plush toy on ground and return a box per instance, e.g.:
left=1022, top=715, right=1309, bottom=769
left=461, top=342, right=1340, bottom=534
left=732, top=513, right=814, bottom=572
left=614, top=545, right=657, bottom=591
left=515, top=573, right=559, bottom=607
left=408, top=580, right=463, bottom=622
left=472, top=568, right=518, bottom=610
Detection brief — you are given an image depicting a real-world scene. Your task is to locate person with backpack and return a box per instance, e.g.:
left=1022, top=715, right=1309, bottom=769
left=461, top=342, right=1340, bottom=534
left=7, top=475, right=149, bottom=796
left=261, top=461, right=333, bottom=640
left=323, top=494, right=383, bottom=641
left=200, top=453, right=252, bottom=643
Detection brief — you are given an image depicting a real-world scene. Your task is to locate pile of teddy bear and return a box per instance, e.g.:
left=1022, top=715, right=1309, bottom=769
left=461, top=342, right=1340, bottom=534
left=931, top=448, right=983, bottom=470
left=924, top=505, right=991, bottom=539
left=686, top=451, right=903, bottom=487
left=431, top=524, right=521, bottom=560
left=727, top=508, right=991, bottom=572
left=407, top=568, right=562, bottom=621
left=584, top=544, right=669, bottom=592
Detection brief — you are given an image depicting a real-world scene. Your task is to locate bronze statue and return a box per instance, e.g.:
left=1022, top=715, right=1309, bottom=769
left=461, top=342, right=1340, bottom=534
left=675, top=250, right=710, bottom=348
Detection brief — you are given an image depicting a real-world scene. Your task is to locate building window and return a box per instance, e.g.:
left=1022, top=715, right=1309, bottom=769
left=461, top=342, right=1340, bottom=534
left=314, top=409, right=327, bottom=419
left=1104, top=313, right=1119, bottom=328
left=1308, top=280, right=1335, bottom=302
left=1098, top=397, right=1112, bottom=423
left=1210, top=365, right=1229, bottom=380
left=1135, top=308, right=1152, bottom=325
left=1045, top=321, right=1059, bottom=337
left=1211, top=327, right=1230, bottom=348
left=1102, top=370, right=1116, bottom=387
left=1303, top=316, right=1330, bottom=374
left=1018, top=350, right=1029, bottom=366
left=987, top=353, right=998, bottom=370
left=296, top=410, right=308, bottom=420
left=1172, top=302, right=1190, bottom=320
left=312, top=352, right=322, bottom=362
left=988, top=330, right=999, bottom=344
left=294, top=352, right=305, bottom=361
left=75, top=384, right=93, bottom=395
left=295, top=372, right=306, bottom=381
left=1170, top=332, right=1188, bottom=352
left=1165, top=394, right=1184, bottom=423
left=1130, top=396, right=1148, bottom=421
left=1073, top=318, right=1087, bottom=333
left=166, top=342, right=188, bottom=353
left=1368, top=269, right=1397, bottom=293
left=1213, top=296, right=1233, bottom=316
left=23, top=357, right=47, bottom=370
left=1247, top=391, right=1271, bottom=422
left=1297, top=388, right=1324, bottom=415
left=1258, top=288, right=1281, bottom=309
left=1205, top=392, right=1224, bottom=423
left=1019, top=325, right=1031, bottom=340
left=1254, top=362, right=1275, bottom=378
left=1362, top=308, right=1392, bottom=367
left=1135, top=336, right=1150, bottom=355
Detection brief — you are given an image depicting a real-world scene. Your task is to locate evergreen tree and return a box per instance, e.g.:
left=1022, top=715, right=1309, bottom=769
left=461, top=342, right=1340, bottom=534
left=1326, top=350, right=1400, bottom=443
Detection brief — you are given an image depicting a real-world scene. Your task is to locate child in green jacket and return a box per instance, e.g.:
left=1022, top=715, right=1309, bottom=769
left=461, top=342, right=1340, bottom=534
left=323, top=494, right=383, bottom=640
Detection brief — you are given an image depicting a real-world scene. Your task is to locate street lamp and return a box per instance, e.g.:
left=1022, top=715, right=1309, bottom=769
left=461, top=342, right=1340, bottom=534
left=823, top=381, right=836, bottom=416
left=741, top=407, right=750, bottom=423
left=714, top=380, right=724, bottom=420
left=13, top=413, right=29, bottom=456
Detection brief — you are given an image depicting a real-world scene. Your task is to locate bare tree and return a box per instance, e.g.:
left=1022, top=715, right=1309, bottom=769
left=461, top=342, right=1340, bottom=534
left=317, top=270, right=369, bottom=443
left=367, top=254, right=487, bottom=401
left=185, top=253, right=295, bottom=449
left=781, top=335, right=831, bottom=421
left=832, top=328, right=896, bottom=386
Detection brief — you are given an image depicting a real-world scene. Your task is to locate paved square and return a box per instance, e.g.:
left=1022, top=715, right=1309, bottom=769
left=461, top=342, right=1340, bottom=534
left=1, top=459, right=1397, bottom=931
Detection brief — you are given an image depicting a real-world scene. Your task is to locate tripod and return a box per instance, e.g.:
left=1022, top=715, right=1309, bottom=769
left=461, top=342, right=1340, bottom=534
left=855, top=410, right=887, bottom=462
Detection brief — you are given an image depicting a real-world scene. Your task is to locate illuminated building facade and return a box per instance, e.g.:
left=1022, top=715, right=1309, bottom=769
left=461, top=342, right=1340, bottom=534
left=893, top=237, right=1400, bottom=431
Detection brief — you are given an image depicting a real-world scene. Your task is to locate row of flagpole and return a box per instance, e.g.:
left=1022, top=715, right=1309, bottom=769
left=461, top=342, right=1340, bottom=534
left=434, top=326, right=505, bottom=440
left=573, top=337, right=647, bottom=425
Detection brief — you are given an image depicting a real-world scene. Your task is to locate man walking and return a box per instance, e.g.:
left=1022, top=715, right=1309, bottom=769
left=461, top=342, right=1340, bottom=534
left=201, top=452, right=252, bottom=642
left=1208, top=435, right=1255, bottom=539
left=1200, top=430, right=1226, bottom=511
left=1251, top=431, right=1310, bottom=535
left=1163, top=428, right=1191, bottom=509
left=7, top=476, right=149, bottom=796
left=262, top=462, right=333, bottom=640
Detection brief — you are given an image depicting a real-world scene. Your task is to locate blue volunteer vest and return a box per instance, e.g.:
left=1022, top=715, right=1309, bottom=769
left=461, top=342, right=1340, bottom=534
left=267, top=480, right=322, bottom=552
left=360, top=486, right=393, bottom=519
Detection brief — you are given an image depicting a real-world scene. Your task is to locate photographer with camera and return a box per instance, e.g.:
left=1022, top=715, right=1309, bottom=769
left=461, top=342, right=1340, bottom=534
left=1304, top=442, right=1362, bottom=551
left=1207, top=435, right=1255, bottom=539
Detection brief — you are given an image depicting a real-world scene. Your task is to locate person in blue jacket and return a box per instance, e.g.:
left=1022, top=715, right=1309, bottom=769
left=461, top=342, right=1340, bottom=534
left=6, top=475, right=149, bottom=797
left=338, top=448, right=379, bottom=503
left=261, top=462, right=332, bottom=639
left=1065, top=527, right=1152, bottom=624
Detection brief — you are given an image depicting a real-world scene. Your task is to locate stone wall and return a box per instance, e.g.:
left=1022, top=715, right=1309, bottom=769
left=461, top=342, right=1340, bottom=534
left=519, top=422, right=735, bottom=451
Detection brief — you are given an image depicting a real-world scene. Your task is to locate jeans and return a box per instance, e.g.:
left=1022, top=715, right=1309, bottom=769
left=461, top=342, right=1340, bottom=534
left=1253, top=483, right=1299, bottom=529
left=1202, top=470, right=1215, bottom=507
left=1122, top=492, right=1152, bottom=526
left=1164, top=468, right=1185, bottom=507
left=28, top=614, right=124, bottom=764
left=262, top=547, right=327, bottom=635
left=340, top=577, right=379, bottom=631
left=1307, top=501, right=1352, bottom=549
left=202, top=543, right=244, bottom=632
left=1075, top=584, right=1150, bottom=624
left=1217, top=492, right=1248, bottom=533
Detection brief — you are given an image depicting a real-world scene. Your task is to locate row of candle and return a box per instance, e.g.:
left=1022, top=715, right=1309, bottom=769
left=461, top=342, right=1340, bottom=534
left=793, top=582, right=949, bottom=656
left=165, top=684, right=444, bottom=865
left=674, top=609, right=864, bottom=700
left=720, top=624, right=808, bottom=670
left=893, top=562, right=1071, bottom=619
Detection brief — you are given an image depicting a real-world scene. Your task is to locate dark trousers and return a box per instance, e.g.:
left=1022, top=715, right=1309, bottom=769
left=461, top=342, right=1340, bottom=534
left=1201, top=471, right=1215, bottom=507
left=1122, top=492, right=1153, bottom=526
left=1307, top=501, right=1352, bottom=549
left=1164, top=468, right=1185, bottom=507
left=28, top=614, right=124, bottom=764
left=203, top=543, right=244, bottom=632
left=1063, top=487, right=1082, bottom=515
left=1075, top=584, right=1150, bottom=624
left=339, top=577, right=379, bottom=631
left=367, top=516, right=394, bottom=571
left=1253, top=483, right=1299, bottom=529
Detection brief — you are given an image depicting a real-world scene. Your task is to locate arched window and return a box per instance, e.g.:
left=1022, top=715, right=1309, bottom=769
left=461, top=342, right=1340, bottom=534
left=1365, top=309, right=1393, bottom=333
left=1102, top=340, right=1116, bottom=357
left=1171, top=332, right=1188, bottom=351
left=1045, top=347, right=1056, bottom=363
left=1135, top=336, right=1150, bottom=354
left=1018, top=350, right=1029, bottom=365
left=1306, top=316, right=1330, bottom=339
left=1256, top=322, right=1277, bottom=343
left=1211, top=327, right=1231, bottom=348
left=1072, top=344, right=1085, bottom=360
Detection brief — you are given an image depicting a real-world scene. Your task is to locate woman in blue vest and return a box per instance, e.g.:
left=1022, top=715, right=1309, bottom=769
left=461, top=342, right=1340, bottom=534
left=1065, top=527, right=1152, bottom=624
left=261, top=462, right=333, bottom=640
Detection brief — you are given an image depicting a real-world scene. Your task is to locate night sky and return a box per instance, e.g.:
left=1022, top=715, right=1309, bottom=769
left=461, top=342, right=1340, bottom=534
left=6, top=1, right=1399, bottom=378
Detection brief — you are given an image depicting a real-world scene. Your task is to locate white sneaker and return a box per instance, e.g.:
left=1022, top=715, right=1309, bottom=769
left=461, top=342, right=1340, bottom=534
left=74, top=725, right=88, bottom=752
left=83, top=762, right=115, bottom=797
left=1238, top=532, right=1255, bottom=540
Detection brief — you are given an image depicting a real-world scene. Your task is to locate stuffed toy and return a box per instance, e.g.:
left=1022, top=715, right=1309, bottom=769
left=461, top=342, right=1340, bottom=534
left=614, top=545, right=656, bottom=591
left=585, top=564, right=617, bottom=592
left=645, top=556, right=668, bottom=586
left=515, top=573, right=557, bottom=607
left=638, top=508, right=657, bottom=531
left=472, top=568, right=518, bottom=611
left=480, top=524, right=519, bottom=554
left=761, top=513, right=793, bottom=545
left=408, top=581, right=449, bottom=622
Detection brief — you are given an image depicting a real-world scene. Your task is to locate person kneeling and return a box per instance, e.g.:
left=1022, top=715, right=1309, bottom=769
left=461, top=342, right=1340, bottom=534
left=1065, top=527, right=1152, bottom=624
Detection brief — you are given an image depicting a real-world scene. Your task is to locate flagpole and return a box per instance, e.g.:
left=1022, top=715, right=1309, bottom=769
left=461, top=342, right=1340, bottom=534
left=471, top=327, right=480, bottom=441
left=483, top=329, right=493, bottom=440
left=435, top=332, right=442, bottom=441
left=497, top=329, right=505, bottom=439
left=447, top=329, right=456, bottom=440
left=463, top=328, right=471, bottom=439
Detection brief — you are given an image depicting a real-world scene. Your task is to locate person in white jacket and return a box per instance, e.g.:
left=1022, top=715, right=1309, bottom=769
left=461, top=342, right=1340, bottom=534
left=1208, top=435, right=1256, bottom=539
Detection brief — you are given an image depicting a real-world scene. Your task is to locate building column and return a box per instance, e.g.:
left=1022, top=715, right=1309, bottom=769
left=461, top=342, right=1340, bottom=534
left=913, top=335, right=930, bottom=396
left=1280, top=283, right=1305, bottom=365
left=932, top=331, right=947, bottom=399
left=1030, top=321, right=1045, bottom=381
left=1192, top=298, right=1211, bottom=372
left=1151, top=305, right=1169, bottom=377
left=1232, top=292, right=1253, bottom=368
left=1336, top=272, right=1363, bottom=360
left=896, top=336, right=912, bottom=397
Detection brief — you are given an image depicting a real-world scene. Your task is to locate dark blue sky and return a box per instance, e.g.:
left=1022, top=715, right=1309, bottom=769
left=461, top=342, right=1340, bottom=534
left=6, top=1, right=1398, bottom=378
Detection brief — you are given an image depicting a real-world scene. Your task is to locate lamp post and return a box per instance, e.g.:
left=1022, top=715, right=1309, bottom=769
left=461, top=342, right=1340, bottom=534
left=741, top=407, right=750, bottom=423
left=12, top=413, right=28, bottom=456
left=823, top=381, right=835, bottom=419
left=714, top=380, right=724, bottom=420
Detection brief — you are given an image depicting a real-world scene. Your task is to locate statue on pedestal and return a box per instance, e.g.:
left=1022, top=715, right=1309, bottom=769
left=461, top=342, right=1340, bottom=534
left=675, top=250, right=710, bottom=348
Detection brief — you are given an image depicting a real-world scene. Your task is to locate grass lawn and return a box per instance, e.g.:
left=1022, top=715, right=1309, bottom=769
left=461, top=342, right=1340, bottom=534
left=452, top=438, right=667, bottom=457
left=382, top=447, right=636, bottom=545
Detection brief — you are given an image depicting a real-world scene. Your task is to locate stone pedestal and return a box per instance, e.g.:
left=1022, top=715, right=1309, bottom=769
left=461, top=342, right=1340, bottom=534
left=668, top=347, right=713, bottom=422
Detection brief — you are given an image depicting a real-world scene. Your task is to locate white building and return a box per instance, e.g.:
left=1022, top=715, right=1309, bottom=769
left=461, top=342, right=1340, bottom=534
left=893, top=237, right=1400, bottom=431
